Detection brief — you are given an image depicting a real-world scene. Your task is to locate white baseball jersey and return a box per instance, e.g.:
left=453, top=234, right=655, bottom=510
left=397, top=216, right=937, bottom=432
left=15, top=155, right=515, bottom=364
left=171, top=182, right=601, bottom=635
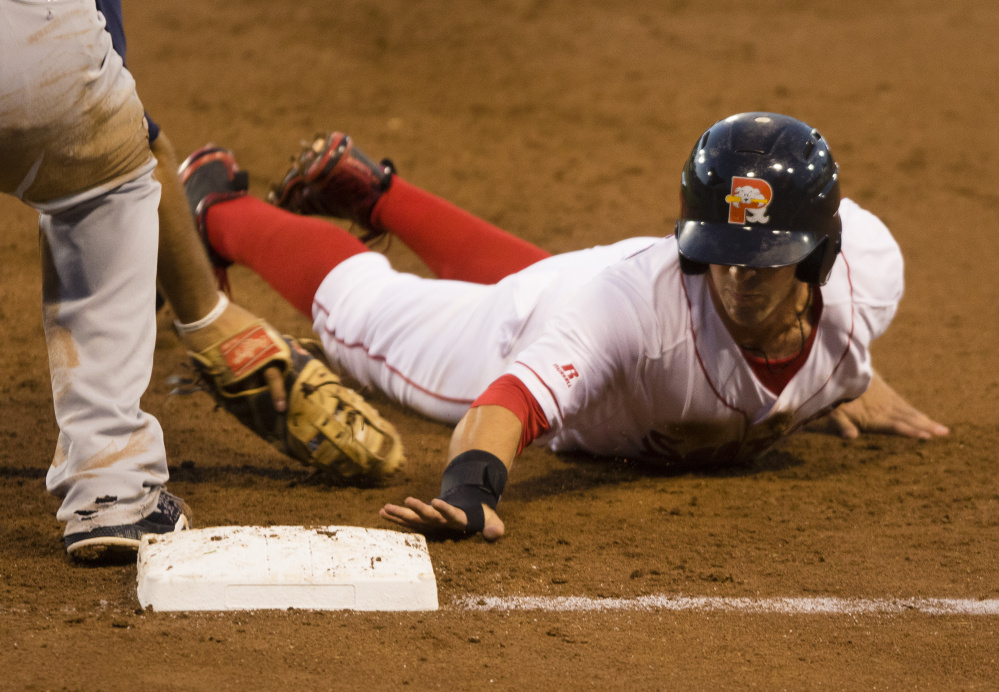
left=315, top=198, right=902, bottom=464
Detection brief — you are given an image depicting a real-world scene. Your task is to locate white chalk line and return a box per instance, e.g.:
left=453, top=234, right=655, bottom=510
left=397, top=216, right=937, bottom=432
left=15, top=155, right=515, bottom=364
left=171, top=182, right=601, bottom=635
left=454, top=595, right=999, bottom=616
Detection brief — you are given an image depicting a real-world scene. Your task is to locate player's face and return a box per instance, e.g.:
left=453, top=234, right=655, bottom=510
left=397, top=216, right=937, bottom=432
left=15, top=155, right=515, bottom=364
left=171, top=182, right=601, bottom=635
left=707, top=264, right=801, bottom=328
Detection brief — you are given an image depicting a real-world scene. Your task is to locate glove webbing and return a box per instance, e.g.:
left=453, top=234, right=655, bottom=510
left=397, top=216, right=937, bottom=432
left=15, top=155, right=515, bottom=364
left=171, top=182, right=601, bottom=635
left=439, top=449, right=508, bottom=533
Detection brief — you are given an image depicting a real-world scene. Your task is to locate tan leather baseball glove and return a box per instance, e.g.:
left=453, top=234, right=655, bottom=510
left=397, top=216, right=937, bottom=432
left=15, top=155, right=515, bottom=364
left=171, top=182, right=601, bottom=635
left=186, top=316, right=403, bottom=481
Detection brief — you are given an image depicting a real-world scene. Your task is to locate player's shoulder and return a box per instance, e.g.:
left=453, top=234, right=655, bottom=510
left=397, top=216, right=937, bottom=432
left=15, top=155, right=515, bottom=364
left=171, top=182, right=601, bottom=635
left=598, top=236, right=683, bottom=300
left=839, top=198, right=901, bottom=256
left=832, top=198, right=904, bottom=306
left=591, top=237, right=690, bottom=349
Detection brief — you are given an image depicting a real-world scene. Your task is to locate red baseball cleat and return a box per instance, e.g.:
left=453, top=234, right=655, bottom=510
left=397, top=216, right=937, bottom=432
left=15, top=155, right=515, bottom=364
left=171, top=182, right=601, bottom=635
left=177, top=146, right=249, bottom=285
left=268, top=132, right=394, bottom=243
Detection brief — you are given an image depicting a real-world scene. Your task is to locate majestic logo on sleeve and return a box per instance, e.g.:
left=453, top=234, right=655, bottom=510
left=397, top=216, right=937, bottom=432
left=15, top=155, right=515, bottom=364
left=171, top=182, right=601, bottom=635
left=725, top=177, right=773, bottom=225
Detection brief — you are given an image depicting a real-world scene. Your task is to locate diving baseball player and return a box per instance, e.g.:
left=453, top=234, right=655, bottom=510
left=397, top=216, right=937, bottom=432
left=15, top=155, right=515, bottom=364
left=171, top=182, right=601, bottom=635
left=179, top=112, right=948, bottom=540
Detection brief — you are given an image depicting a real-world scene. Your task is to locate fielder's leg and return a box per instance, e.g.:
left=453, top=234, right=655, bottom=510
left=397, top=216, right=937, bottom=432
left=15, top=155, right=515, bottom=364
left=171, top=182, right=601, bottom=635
left=40, top=168, right=179, bottom=555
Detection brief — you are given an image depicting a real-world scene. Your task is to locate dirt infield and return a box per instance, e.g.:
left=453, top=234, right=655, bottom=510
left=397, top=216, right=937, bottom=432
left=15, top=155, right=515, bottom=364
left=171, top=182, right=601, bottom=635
left=2, top=0, right=997, bottom=688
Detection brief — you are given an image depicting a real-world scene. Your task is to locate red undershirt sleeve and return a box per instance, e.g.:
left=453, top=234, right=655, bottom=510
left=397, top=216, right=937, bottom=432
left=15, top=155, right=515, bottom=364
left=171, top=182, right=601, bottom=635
left=471, top=374, right=551, bottom=454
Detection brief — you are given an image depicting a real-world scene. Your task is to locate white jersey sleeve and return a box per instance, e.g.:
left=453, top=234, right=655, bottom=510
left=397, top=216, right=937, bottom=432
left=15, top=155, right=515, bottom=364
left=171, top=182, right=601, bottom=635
left=507, top=262, right=656, bottom=430
left=836, top=197, right=904, bottom=341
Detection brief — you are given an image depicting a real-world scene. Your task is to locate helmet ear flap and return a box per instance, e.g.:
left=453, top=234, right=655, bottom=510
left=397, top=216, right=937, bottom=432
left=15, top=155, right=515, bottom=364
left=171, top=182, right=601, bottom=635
left=675, top=220, right=709, bottom=275
left=794, top=235, right=841, bottom=285
left=679, top=254, right=708, bottom=275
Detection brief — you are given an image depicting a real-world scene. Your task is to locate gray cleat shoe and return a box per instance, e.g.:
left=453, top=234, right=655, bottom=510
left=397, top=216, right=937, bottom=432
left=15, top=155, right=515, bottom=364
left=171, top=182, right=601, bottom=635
left=64, top=490, right=192, bottom=561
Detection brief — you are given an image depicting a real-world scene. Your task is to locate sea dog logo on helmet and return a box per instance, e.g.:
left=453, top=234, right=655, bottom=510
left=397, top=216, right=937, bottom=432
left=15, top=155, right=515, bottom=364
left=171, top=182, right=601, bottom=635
left=725, top=177, right=773, bottom=225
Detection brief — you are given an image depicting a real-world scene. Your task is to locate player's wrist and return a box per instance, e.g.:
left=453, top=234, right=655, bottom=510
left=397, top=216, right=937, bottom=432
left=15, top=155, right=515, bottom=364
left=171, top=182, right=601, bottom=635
left=438, top=449, right=508, bottom=533
left=174, top=291, right=229, bottom=334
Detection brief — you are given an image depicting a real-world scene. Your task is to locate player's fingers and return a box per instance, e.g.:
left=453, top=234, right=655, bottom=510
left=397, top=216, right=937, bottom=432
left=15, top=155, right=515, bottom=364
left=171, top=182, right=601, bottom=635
left=429, top=498, right=470, bottom=528
left=264, top=366, right=287, bottom=412
left=379, top=505, right=426, bottom=529
left=875, top=400, right=947, bottom=439
left=428, top=499, right=505, bottom=539
left=828, top=408, right=860, bottom=439
left=379, top=503, right=416, bottom=521
left=403, top=497, right=450, bottom=525
left=889, top=412, right=949, bottom=439
left=885, top=419, right=927, bottom=438
left=379, top=507, right=412, bottom=527
left=927, top=420, right=950, bottom=436
left=379, top=501, right=445, bottom=529
left=900, top=408, right=950, bottom=438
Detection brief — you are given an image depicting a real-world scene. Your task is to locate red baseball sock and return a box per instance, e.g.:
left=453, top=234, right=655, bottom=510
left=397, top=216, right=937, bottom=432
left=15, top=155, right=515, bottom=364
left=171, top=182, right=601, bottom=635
left=371, top=177, right=551, bottom=284
left=205, top=196, right=367, bottom=318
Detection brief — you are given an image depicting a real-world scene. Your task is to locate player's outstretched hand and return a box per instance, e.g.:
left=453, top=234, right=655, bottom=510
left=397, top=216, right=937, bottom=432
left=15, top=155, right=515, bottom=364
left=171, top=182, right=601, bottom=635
left=815, top=371, right=949, bottom=440
left=380, top=497, right=505, bottom=541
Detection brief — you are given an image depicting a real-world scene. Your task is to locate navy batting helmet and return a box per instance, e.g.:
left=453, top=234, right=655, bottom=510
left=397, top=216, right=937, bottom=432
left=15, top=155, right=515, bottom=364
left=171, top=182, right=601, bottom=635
left=675, top=112, right=842, bottom=285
